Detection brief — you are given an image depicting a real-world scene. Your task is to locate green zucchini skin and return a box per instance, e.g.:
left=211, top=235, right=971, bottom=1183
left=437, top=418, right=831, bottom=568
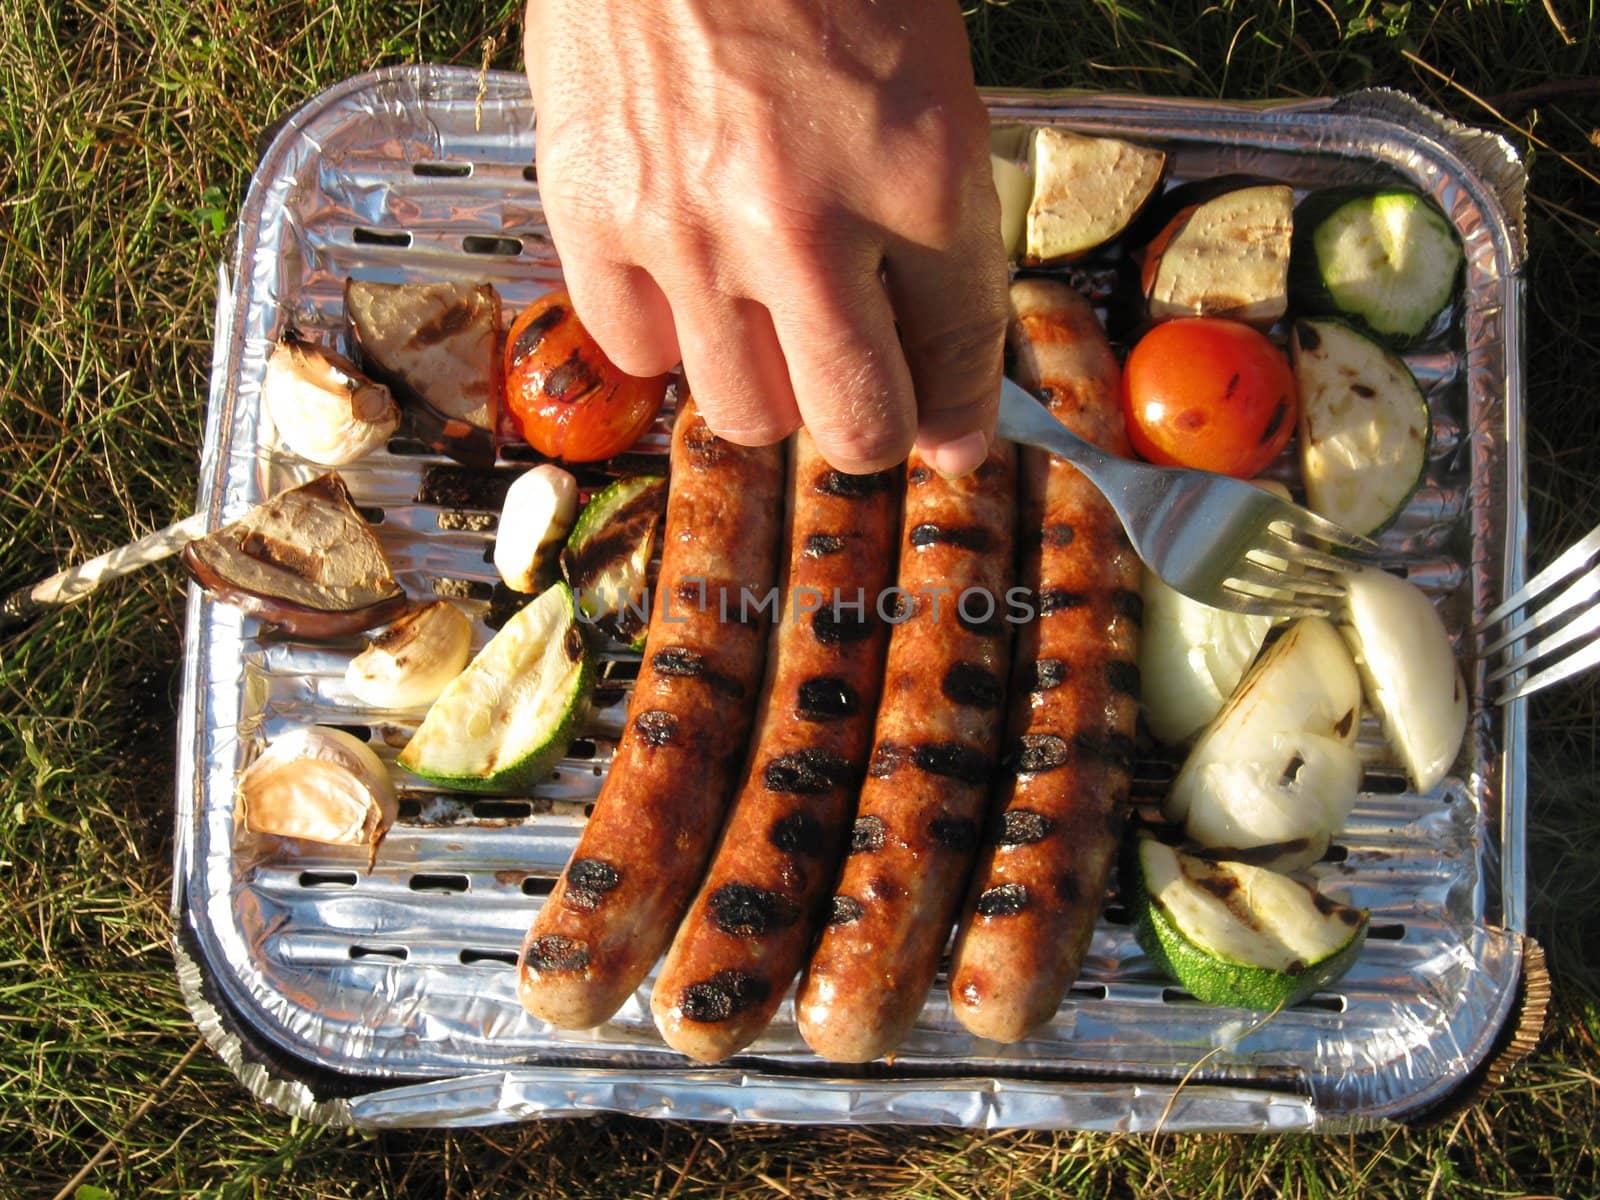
left=1288, top=186, right=1464, bottom=349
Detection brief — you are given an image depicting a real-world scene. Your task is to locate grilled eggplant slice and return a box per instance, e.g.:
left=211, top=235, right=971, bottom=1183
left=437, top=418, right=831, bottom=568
left=182, top=473, right=406, bottom=637
left=1024, top=127, right=1166, bottom=264
left=1142, top=183, right=1294, bottom=326
left=345, top=279, right=502, bottom=467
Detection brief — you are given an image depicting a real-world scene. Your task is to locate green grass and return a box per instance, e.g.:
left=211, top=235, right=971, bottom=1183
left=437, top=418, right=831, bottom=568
left=2, top=1, right=1597, bottom=1196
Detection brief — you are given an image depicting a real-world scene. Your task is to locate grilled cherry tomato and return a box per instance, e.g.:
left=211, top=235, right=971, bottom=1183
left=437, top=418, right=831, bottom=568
left=1121, top=317, right=1297, bottom=478
left=503, top=292, right=668, bottom=462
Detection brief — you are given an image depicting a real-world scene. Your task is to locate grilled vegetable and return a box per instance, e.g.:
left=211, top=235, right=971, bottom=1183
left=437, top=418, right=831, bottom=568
left=397, top=581, right=594, bottom=792
left=1291, top=318, right=1429, bottom=536
left=494, top=464, right=580, bottom=594
left=1340, top=567, right=1467, bottom=794
left=1290, top=187, right=1463, bottom=346
left=1121, top=317, right=1297, bottom=478
left=262, top=330, right=400, bottom=466
left=1138, top=569, right=1275, bottom=745
left=1142, top=183, right=1294, bottom=326
left=1127, top=832, right=1369, bottom=1011
left=345, top=279, right=501, bottom=467
left=1166, top=617, right=1363, bottom=871
left=181, top=473, right=407, bottom=638
left=504, top=291, right=668, bottom=462
left=560, top=474, right=668, bottom=646
left=1024, top=127, right=1165, bottom=264
left=237, top=726, right=397, bottom=851
left=345, top=600, right=474, bottom=709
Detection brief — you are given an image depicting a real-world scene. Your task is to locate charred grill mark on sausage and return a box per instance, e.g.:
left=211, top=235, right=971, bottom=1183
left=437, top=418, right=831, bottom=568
left=941, top=661, right=1004, bottom=709
left=909, top=523, right=993, bottom=552
left=795, top=676, right=860, bottom=720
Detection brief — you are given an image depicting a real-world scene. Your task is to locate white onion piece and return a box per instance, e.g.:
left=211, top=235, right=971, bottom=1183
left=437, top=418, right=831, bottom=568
left=1340, top=566, right=1467, bottom=793
left=262, top=332, right=399, bottom=466
left=1167, top=617, right=1362, bottom=824
left=494, top=464, right=580, bottom=594
left=345, top=601, right=474, bottom=709
left=990, top=152, right=1031, bottom=259
left=236, top=726, right=397, bottom=849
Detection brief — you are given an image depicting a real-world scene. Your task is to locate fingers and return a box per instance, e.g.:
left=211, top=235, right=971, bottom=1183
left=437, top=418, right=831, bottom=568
left=885, top=194, right=1009, bottom=480
left=558, top=256, right=682, bottom=379
left=672, top=292, right=803, bottom=446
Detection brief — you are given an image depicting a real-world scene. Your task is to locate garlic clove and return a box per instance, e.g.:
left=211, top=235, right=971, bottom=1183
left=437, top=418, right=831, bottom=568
left=263, top=330, right=401, bottom=466
left=345, top=601, right=474, bottom=709
left=494, top=464, right=580, bottom=593
left=236, top=726, right=397, bottom=848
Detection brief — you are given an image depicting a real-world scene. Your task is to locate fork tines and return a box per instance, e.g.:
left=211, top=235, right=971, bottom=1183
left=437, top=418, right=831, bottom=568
left=1479, top=519, right=1600, bottom=703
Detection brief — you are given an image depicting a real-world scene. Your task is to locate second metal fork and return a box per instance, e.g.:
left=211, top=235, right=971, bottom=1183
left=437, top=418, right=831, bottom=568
left=998, top=377, right=1376, bottom=620
left=1477, top=518, right=1600, bottom=703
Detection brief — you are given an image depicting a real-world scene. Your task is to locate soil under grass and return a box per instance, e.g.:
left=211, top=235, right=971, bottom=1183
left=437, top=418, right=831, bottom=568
left=2, top=2, right=1597, bottom=1197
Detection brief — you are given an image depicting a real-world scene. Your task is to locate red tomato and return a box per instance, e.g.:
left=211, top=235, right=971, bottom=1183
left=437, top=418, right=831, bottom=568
left=503, top=291, right=667, bottom=462
left=1120, top=317, right=1297, bottom=478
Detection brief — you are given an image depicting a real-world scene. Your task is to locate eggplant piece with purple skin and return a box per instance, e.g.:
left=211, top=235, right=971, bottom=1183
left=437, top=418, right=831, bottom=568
left=182, top=473, right=408, bottom=638
left=345, top=279, right=502, bottom=468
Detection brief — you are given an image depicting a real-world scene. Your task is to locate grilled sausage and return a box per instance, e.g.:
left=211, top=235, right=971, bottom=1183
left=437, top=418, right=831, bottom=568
left=517, top=397, right=785, bottom=1029
left=946, top=278, right=1142, bottom=1043
left=650, top=430, right=900, bottom=1062
left=794, top=442, right=1018, bottom=1062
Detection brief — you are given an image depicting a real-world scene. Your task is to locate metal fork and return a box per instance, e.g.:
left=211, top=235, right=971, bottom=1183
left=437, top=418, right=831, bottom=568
left=1476, top=519, right=1600, bottom=703
left=998, top=376, right=1376, bottom=620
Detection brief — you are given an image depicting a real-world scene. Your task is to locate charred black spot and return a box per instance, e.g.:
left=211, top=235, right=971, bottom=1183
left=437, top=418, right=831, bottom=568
left=997, top=809, right=1054, bottom=846
left=1038, top=589, right=1088, bottom=615
left=1294, top=321, right=1321, bottom=352
left=957, top=605, right=1007, bottom=638
left=652, top=647, right=705, bottom=678
left=1106, top=660, right=1141, bottom=699
left=941, top=661, right=1004, bottom=709
left=812, top=606, right=873, bottom=645
left=928, top=816, right=980, bottom=851
left=908, top=465, right=933, bottom=485
left=803, top=533, right=846, bottom=557
left=828, top=895, right=865, bottom=926
left=679, top=969, right=769, bottom=1023
left=708, top=882, right=799, bottom=937
left=682, top=422, right=726, bottom=468
left=1335, top=708, right=1357, bottom=738
left=1112, top=589, right=1145, bottom=623
left=796, top=676, right=859, bottom=720
left=770, top=811, right=824, bottom=857
left=911, top=742, right=991, bottom=785
left=1351, top=383, right=1377, bottom=399
left=1039, top=523, right=1077, bottom=549
left=1224, top=372, right=1242, bottom=400
left=815, top=469, right=894, bottom=499
left=524, top=934, right=588, bottom=973
left=1055, top=872, right=1082, bottom=903
left=868, top=741, right=906, bottom=779
left=909, top=523, right=992, bottom=552
left=564, top=625, right=586, bottom=663
left=506, top=303, right=566, bottom=367
left=1259, top=398, right=1290, bottom=444
left=1281, top=753, right=1306, bottom=786
left=568, top=858, right=620, bottom=894
left=544, top=350, right=603, bottom=402
left=1026, top=659, right=1068, bottom=693
left=764, top=748, right=853, bottom=794
left=851, top=814, right=887, bottom=854
left=1016, top=734, right=1072, bottom=773
left=976, top=883, right=1029, bottom=917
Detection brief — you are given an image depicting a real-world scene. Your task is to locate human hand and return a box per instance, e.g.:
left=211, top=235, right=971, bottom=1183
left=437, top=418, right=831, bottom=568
left=522, top=0, right=1007, bottom=477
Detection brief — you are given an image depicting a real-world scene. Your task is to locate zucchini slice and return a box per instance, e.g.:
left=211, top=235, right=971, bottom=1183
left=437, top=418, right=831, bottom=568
left=1291, top=318, right=1429, bottom=536
left=397, top=581, right=593, bottom=792
left=560, top=474, right=668, bottom=646
left=1290, top=187, right=1463, bottom=345
left=1126, top=832, right=1369, bottom=1011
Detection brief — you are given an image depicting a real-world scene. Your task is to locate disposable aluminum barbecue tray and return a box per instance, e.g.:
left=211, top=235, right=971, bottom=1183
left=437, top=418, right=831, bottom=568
left=173, top=66, right=1537, bottom=1131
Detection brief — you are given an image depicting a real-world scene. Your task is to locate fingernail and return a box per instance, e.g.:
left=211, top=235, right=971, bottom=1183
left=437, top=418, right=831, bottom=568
left=921, top=431, right=989, bottom=480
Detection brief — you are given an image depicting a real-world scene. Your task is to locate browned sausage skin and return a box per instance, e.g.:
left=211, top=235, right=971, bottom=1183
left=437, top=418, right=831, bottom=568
left=795, top=442, right=1017, bottom=1062
left=946, top=278, right=1142, bottom=1044
left=650, top=430, right=900, bottom=1063
left=517, top=397, right=785, bottom=1029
